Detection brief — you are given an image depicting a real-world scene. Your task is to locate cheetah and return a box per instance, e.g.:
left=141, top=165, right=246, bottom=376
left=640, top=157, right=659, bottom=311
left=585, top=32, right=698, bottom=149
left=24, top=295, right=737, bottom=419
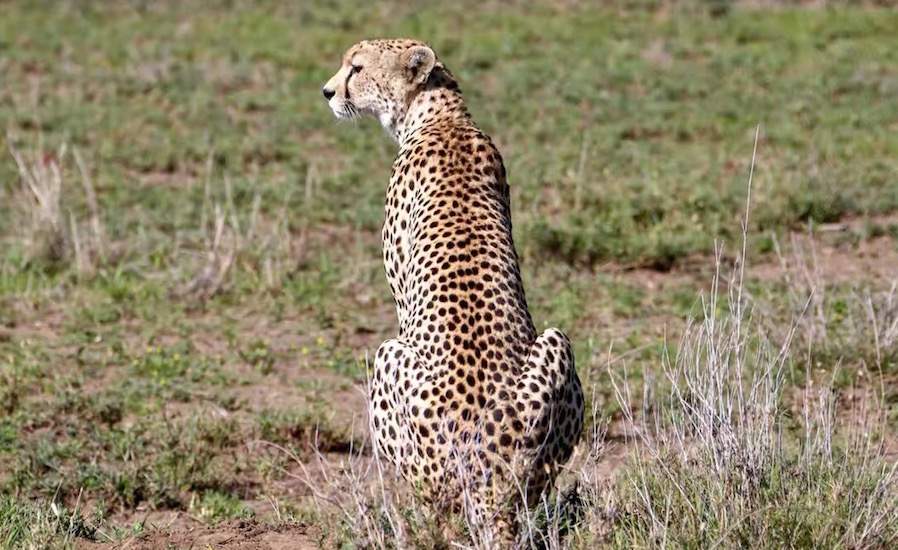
left=323, top=39, right=584, bottom=546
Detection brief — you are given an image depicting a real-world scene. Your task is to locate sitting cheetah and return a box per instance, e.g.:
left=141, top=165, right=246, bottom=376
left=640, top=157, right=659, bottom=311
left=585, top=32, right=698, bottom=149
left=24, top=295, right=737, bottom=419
left=323, top=39, right=584, bottom=546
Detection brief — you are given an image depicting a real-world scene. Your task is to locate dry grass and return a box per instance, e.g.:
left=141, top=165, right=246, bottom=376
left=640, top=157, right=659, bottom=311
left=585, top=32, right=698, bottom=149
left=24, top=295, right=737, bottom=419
left=8, top=140, right=106, bottom=278
left=607, top=254, right=898, bottom=549
left=175, top=153, right=297, bottom=300
left=764, top=232, right=898, bottom=372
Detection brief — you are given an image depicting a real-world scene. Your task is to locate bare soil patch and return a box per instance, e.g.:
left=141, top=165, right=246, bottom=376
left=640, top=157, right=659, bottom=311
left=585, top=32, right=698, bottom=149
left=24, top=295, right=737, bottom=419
left=610, top=228, right=898, bottom=291
left=79, top=520, right=321, bottom=550
left=751, top=233, right=898, bottom=286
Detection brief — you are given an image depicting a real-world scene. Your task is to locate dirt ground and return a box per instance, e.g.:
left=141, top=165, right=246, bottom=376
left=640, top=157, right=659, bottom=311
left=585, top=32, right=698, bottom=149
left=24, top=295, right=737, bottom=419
left=78, top=520, right=322, bottom=550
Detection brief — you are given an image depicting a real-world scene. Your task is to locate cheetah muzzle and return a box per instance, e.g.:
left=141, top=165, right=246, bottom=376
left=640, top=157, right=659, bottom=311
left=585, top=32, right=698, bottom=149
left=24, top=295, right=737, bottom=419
left=323, top=38, right=585, bottom=547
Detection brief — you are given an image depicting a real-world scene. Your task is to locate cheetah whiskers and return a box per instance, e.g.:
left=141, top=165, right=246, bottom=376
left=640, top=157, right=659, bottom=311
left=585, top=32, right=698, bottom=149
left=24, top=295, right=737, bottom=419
left=343, top=100, right=361, bottom=122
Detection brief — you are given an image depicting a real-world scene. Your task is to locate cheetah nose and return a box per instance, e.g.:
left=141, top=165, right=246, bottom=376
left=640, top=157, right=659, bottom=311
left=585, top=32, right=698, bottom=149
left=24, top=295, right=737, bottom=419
left=322, top=87, right=336, bottom=100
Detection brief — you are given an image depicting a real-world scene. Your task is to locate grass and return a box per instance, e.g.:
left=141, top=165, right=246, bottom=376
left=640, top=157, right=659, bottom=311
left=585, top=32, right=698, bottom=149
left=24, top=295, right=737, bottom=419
left=3, top=2, right=898, bottom=270
left=605, top=247, right=898, bottom=549
left=1, top=0, right=897, bottom=548
left=1, top=496, right=97, bottom=550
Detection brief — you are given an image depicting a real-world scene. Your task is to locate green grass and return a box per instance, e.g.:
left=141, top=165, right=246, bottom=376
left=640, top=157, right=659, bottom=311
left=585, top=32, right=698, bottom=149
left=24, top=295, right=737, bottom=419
left=1, top=0, right=897, bottom=548
left=3, top=2, right=898, bottom=269
left=0, top=496, right=96, bottom=550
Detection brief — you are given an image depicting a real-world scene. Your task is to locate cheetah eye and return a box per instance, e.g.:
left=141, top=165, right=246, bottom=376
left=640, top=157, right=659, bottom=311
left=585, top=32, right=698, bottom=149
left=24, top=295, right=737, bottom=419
left=350, top=64, right=362, bottom=75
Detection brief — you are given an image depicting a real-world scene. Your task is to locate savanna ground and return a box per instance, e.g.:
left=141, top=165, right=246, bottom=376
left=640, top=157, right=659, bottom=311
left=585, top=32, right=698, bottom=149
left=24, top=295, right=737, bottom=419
left=2, top=1, right=898, bottom=548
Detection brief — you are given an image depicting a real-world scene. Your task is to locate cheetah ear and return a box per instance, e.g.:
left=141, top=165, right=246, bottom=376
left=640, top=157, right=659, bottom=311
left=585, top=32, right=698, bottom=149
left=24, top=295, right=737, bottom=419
left=403, top=45, right=436, bottom=85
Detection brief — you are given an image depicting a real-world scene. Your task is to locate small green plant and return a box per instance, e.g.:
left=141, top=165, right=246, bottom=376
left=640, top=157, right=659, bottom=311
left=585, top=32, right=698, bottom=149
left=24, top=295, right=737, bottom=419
left=120, top=343, right=223, bottom=409
left=240, top=338, right=275, bottom=375
left=189, top=491, right=253, bottom=523
left=255, top=407, right=357, bottom=454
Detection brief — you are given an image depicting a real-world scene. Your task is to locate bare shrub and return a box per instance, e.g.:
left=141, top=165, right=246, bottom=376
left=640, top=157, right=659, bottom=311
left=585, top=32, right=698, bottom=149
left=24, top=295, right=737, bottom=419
left=10, top=142, right=68, bottom=269
left=609, top=250, right=898, bottom=548
left=176, top=154, right=295, bottom=300
left=765, top=232, right=898, bottom=372
left=8, top=140, right=106, bottom=277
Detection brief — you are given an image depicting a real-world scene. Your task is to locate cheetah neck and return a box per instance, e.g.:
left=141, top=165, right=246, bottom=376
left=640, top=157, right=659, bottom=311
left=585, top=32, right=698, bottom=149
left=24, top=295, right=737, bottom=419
left=392, top=72, right=469, bottom=146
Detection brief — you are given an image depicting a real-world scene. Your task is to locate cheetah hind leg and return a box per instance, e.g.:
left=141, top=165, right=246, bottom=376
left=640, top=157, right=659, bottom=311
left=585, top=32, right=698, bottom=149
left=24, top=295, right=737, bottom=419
left=369, top=338, right=423, bottom=479
left=369, top=339, right=455, bottom=549
left=515, top=328, right=585, bottom=508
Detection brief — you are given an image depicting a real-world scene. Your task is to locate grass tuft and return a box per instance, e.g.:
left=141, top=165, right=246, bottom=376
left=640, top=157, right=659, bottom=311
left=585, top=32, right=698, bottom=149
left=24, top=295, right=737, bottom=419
left=0, top=495, right=95, bottom=550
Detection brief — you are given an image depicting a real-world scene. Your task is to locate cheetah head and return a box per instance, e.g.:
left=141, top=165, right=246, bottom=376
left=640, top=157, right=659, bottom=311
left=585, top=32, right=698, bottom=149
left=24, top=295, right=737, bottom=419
left=322, top=39, right=438, bottom=136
